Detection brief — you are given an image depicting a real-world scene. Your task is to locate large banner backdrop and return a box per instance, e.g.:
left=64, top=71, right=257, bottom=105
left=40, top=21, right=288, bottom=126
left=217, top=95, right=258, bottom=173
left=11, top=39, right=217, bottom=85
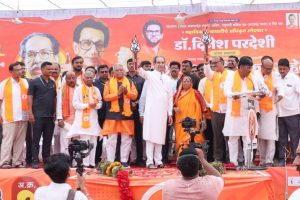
left=0, top=10, right=299, bottom=80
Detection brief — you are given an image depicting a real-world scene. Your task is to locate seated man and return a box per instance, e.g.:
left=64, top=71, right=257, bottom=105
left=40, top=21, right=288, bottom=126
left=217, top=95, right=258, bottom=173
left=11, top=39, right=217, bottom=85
left=162, top=148, right=224, bottom=200
left=34, top=153, right=88, bottom=200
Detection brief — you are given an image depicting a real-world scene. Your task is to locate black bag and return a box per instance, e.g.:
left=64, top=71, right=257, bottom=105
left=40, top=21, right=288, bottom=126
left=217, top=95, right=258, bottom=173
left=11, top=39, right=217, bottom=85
left=67, top=189, right=76, bottom=200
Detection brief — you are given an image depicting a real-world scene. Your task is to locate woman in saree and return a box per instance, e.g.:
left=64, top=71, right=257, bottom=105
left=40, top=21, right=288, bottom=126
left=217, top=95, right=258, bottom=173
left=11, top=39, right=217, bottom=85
left=174, top=76, right=207, bottom=152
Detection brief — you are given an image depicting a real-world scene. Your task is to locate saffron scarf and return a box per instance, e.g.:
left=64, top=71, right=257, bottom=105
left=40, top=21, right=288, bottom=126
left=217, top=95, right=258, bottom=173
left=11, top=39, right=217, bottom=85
left=204, top=78, right=212, bottom=104
left=231, top=71, right=254, bottom=117
left=81, top=84, right=98, bottom=128
left=4, top=78, right=28, bottom=122
left=62, top=83, right=71, bottom=118
left=109, top=77, right=132, bottom=117
left=212, top=69, right=228, bottom=112
left=259, top=74, right=273, bottom=112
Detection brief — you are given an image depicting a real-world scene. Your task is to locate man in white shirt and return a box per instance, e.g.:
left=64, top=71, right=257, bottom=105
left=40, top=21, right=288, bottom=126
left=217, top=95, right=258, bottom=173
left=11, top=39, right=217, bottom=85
left=276, top=58, right=300, bottom=166
left=138, top=56, right=173, bottom=168
left=0, top=62, right=29, bottom=168
left=34, top=153, right=88, bottom=200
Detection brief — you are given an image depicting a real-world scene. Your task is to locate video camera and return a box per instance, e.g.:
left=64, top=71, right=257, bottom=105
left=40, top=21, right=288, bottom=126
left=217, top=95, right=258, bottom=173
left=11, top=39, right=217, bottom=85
left=180, top=117, right=208, bottom=150
left=68, top=139, right=94, bottom=176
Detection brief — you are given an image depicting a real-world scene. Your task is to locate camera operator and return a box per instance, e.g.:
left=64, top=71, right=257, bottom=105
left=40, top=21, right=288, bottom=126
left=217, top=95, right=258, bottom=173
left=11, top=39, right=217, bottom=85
left=162, top=148, right=224, bottom=200
left=34, top=153, right=88, bottom=200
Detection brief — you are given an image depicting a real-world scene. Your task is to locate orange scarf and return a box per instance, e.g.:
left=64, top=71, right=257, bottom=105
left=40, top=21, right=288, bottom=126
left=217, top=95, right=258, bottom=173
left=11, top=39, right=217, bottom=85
left=259, top=74, right=273, bottom=112
left=231, top=72, right=254, bottom=117
left=81, top=84, right=98, bottom=128
left=212, top=70, right=228, bottom=112
left=62, top=83, right=71, bottom=118
left=4, top=78, right=28, bottom=122
left=109, top=77, right=132, bottom=117
left=204, top=78, right=212, bottom=104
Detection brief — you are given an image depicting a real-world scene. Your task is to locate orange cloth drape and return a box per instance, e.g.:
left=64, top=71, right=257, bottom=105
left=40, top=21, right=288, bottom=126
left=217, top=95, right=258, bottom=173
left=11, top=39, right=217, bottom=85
left=259, top=74, right=273, bottom=112
left=174, top=88, right=204, bottom=150
left=211, top=70, right=228, bottom=112
left=81, top=84, right=98, bottom=128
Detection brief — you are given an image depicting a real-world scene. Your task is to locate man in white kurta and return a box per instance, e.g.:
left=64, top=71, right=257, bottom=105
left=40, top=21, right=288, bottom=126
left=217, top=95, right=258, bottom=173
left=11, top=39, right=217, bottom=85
left=256, top=57, right=284, bottom=166
left=223, top=56, right=269, bottom=166
left=56, top=71, right=77, bottom=154
left=138, top=56, right=173, bottom=168
left=67, top=71, right=102, bottom=167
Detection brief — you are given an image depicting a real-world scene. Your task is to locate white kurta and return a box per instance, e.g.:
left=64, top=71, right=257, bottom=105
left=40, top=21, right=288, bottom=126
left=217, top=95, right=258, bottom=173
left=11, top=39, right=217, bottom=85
left=67, top=85, right=102, bottom=138
left=139, top=68, right=173, bottom=144
left=223, top=72, right=269, bottom=137
left=256, top=72, right=284, bottom=140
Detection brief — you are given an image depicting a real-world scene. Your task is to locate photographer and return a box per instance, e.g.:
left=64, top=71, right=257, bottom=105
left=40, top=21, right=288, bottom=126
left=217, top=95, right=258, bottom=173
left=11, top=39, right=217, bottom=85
left=162, top=148, right=224, bottom=200
left=34, top=153, right=88, bottom=200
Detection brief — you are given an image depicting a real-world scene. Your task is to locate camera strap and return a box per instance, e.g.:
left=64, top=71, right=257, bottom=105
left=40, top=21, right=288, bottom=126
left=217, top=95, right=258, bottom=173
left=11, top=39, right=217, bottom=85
left=66, top=189, right=76, bottom=200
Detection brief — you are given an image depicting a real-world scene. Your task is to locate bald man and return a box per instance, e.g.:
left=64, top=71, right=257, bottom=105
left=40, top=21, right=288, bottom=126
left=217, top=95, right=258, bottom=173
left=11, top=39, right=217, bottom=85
left=67, top=71, right=102, bottom=168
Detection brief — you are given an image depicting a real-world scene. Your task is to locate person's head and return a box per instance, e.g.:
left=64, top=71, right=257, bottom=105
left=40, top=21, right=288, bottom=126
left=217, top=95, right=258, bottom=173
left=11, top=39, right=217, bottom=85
left=9, top=62, right=22, bottom=80
left=109, top=67, right=114, bottom=77
left=227, top=56, right=239, bottom=71
left=51, top=63, right=61, bottom=80
left=143, top=20, right=163, bottom=47
left=16, top=61, right=26, bottom=78
left=20, top=33, right=59, bottom=78
left=177, top=148, right=202, bottom=179
left=65, top=71, right=76, bottom=88
left=127, top=58, right=136, bottom=73
left=41, top=61, right=53, bottom=77
left=169, top=61, right=180, bottom=79
left=278, top=58, right=290, bottom=78
left=73, top=19, right=110, bottom=67
left=288, top=13, right=296, bottom=25
left=181, top=60, right=193, bottom=75
left=261, top=56, right=274, bottom=76
left=153, top=56, right=165, bottom=73
left=97, top=64, right=109, bottom=80
left=85, top=66, right=97, bottom=77
left=83, top=71, right=94, bottom=86
left=113, top=63, right=125, bottom=79
left=44, top=153, right=70, bottom=183
left=197, top=63, right=205, bottom=79
left=191, top=66, right=199, bottom=77
left=182, top=76, right=193, bottom=90
left=71, top=56, right=84, bottom=72
left=211, top=57, right=224, bottom=72
left=238, top=56, right=253, bottom=78
left=140, top=60, right=152, bottom=71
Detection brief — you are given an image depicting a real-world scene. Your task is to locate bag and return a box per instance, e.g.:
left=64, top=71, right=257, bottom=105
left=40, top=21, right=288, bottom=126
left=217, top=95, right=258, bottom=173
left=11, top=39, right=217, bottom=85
left=67, top=189, right=76, bottom=200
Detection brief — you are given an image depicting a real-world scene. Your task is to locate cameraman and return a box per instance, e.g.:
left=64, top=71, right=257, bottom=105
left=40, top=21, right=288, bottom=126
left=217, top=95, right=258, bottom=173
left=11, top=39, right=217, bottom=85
left=34, top=153, right=88, bottom=200
left=162, top=148, right=224, bottom=200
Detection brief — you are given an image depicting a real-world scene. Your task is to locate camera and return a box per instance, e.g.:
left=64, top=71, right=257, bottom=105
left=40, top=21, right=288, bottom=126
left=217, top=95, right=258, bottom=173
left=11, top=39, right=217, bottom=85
left=180, top=117, right=208, bottom=151
left=68, top=139, right=94, bottom=176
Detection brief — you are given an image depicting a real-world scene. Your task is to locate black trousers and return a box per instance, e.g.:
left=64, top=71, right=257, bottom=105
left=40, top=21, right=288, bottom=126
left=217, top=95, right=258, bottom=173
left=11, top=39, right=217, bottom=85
left=278, top=114, right=300, bottom=161
left=204, top=119, right=214, bottom=162
left=26, top=123, right=33, bottom=164
left=162, top=124, right=171, bottom=162
left=134, top=113, right=144, bottom=162
left=32, top=117, right=55, bottom=163
left=211, top=112, right=227, bottom=162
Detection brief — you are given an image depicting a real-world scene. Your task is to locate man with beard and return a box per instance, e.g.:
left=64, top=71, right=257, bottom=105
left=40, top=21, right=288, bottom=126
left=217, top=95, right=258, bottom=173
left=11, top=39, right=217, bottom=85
left=197, top=63, right=206, bottom=80
left=169, top=61, right=180, bottom=94
left=227, top=56, right=239, bottom=71
left=177, top=60, right=200, bottom=90
left=64, top=56, right=84, bottom=86
left=142, top=20, right=164, bottom=56
left=19, top=33, right=59, bottom=79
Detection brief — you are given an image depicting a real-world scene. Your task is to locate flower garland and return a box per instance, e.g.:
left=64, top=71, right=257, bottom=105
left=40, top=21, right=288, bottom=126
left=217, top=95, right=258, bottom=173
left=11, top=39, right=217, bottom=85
left=99, top=161, right=133, bottom=200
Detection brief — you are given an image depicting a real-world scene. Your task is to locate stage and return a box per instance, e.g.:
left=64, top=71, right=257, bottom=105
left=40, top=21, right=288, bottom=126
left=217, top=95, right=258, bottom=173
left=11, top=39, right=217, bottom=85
left=0, top=167, right=299, bottom=200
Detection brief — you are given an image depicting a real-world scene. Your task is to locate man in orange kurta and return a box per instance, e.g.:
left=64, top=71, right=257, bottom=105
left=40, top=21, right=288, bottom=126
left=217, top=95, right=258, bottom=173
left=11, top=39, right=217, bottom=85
left=102, top=64, right=137, bottom=166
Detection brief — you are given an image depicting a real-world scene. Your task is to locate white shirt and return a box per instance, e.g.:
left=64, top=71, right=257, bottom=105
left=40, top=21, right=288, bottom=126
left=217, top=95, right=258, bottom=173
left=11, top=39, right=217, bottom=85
left=0, top=77, right=29, bottom=124
left=170, top=77, right=179, bottom=95
left=34, top=182, right=88, bottom=200
left=289, top=188, right=300, bottom=200
left=277, top=72, right=300, bottom=117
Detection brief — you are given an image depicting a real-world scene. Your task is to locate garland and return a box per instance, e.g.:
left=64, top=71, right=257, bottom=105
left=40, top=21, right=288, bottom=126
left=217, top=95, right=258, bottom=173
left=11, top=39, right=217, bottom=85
left=99, top=161, right=133, bottom=200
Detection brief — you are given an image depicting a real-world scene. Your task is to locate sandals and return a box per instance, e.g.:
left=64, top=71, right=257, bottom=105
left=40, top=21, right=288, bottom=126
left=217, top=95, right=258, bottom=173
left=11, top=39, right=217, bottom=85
left=157, top=164, right=165, bottom=168
left=14, top=163, right=26, bottom=168
left=1, top=163, right=12, bottom=169
left=147, top=164, right=157, bottom=169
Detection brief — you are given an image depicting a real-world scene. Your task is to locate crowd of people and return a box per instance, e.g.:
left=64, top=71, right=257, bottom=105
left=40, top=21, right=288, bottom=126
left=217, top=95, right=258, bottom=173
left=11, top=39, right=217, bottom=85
left=0, top=54, right=299, bottom=170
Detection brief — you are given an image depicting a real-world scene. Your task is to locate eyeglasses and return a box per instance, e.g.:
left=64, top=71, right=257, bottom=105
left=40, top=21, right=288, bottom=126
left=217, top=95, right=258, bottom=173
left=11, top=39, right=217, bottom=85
left=79, top=40, right=104, bottom=52
left=100, top=71, right=108, bottom=74
left=211, top=61, right=221, bottom=65
left=146, top=30, right=161, bottom=35
left=26, top=49, right=54, bottom=60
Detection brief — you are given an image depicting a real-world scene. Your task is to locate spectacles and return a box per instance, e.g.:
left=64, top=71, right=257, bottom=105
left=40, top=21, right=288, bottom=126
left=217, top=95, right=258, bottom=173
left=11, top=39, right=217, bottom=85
left=26, top=49, right=54, bottom=60
left=100, top=71, right=108, bottom=74
left=79, top=40, right=104, bottom=52
left=146, top=30, right=161, bottom=35
left=211, top=61, right=221, bottom=65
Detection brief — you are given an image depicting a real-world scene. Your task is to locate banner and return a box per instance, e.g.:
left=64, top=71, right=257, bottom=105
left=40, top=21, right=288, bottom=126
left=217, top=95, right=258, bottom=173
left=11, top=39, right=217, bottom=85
left=0, top=10, right=300, bottom=80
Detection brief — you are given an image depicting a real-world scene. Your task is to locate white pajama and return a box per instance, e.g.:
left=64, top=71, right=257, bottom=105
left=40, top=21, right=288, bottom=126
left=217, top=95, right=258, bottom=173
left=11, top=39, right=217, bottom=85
left=60, top=128, right=70, bottom=155
left=79, top=135, right=97, bottom=167
left=228, top=136, right=251, bottom=166
left=146, top=140, right=162, bottom=166
left=258, top=139, right=275, bottom=164
left=106, top=133, right=132, bottom=163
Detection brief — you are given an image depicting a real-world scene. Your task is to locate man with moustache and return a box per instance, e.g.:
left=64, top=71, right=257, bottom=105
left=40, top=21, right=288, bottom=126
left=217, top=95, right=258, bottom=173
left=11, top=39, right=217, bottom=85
left=227, top=56, right=239, bottom=71
left=177, top=60, right=200, bottom=90
left=19, top=33, right=59, bottom=78
left=197, top=63, right=206, bottom=80
left=169, top=61, right=180, bottom=94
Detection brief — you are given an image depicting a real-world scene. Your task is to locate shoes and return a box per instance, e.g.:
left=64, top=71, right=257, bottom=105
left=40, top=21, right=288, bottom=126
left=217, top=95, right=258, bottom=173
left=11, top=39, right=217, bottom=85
left=121, top=162, right=130, bottom=168
left=1, top=163, right=12, bottom=169
left=157, top=164, right=165, bottom=168
left=131, top=160, right=146, bottom=167
left=14, top=163, right=26, bottom=168
left=147, top=164, right=157, bottom=169
left=32, top=162, right=39, bottom=169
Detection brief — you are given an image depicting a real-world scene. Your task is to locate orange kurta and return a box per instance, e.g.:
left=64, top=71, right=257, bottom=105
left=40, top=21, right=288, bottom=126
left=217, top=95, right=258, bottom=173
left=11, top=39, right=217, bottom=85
left=102, top=77, right=138, bottom=136
left=174, top=88, right=204, bottom=150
